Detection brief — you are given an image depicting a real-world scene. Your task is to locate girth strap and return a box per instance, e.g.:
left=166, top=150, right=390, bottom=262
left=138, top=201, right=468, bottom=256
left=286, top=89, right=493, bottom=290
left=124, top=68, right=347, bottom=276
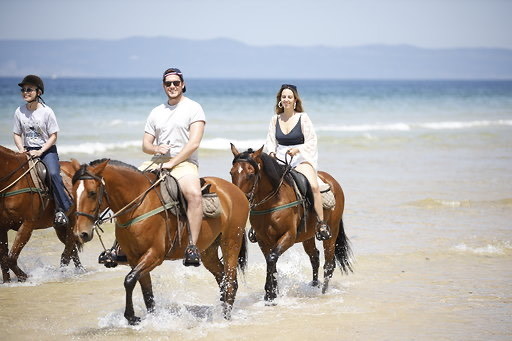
left=250, top=199, right=305, bottom=216
left=116, top=200, right=179, bottom=228
left=0, top=187, right=44, bottom=198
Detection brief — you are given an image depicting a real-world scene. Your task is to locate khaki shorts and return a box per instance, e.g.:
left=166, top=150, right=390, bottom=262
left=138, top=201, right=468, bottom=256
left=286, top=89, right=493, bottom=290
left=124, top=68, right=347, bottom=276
left=138, top=160, right=199, bottom=180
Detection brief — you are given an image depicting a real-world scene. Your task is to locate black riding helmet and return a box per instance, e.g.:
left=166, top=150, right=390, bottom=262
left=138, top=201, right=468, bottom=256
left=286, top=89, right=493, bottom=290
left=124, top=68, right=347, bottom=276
left=18, top=75, right=44, bottom=95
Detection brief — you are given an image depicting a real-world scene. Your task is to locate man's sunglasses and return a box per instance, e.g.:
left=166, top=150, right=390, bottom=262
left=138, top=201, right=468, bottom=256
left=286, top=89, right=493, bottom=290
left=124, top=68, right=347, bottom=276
left=164, top=81, right=182, bottom=87
left=20, top=88, right=36, bottom=93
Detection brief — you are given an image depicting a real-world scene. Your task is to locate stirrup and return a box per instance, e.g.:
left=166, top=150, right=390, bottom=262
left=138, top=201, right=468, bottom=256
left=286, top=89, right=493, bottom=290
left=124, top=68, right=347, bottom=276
left=98, top=246, right=128, bottom=268
left=315, top=221, right=332, bottom=241
left=248, top=227, right=257, bottom=243
left=54, top=211, right=69, bottom=227
left=183, top=245, right=201, bottom=267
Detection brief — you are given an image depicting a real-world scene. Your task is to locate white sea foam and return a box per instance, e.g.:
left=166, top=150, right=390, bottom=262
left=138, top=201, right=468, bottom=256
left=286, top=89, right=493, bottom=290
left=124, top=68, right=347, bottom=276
left=317, top=123, right=411, bottom=132
left=316, top=120, right=512, bottom=132
left=58, top=140, right=141, bottom=154
left=200, top=138, right=265, bottom=151
left=453, top=243, right=507, bottom=255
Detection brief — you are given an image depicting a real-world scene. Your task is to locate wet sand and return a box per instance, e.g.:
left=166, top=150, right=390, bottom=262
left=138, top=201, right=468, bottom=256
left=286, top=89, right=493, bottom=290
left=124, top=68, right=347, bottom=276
left=1, top=227, right=510, bottom=341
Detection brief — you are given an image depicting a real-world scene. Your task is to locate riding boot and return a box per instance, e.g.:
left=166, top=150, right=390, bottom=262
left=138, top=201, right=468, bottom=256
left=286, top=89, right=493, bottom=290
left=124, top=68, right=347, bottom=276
left=183, top=245, right=201, bottom=267
left=54, top=210, right=69, bottom=227
left=315, top=220, right=332, bottom=241
left=98, top=241, right=128, bottom=268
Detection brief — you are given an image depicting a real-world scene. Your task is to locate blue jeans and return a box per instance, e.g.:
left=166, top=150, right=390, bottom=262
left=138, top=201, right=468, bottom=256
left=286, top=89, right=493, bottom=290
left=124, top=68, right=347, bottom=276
left=26, top=145, right=72, bottom=212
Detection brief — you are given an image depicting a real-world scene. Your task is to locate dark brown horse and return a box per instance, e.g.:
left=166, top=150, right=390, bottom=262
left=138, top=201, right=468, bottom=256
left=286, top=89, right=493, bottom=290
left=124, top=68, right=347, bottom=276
left=0, top=145, right=82, bottom=283
left=71, top=159, right=249, bottom=325
left=230, top=144, right=352, bottom=302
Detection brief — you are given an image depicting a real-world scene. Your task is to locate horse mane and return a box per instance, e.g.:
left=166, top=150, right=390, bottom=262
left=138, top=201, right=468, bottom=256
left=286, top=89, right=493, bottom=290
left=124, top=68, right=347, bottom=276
left=259, top=152, right=293, bottom=188
left=72, top=158, right=142, bottom=184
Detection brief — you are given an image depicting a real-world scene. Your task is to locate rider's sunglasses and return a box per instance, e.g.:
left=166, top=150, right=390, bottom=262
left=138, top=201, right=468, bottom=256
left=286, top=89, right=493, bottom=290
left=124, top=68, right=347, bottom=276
left=281, top=84, right=297, bottom=91
left=20, top=87, right=36, bottom=93
left=164, top=81, right=182, bottom=87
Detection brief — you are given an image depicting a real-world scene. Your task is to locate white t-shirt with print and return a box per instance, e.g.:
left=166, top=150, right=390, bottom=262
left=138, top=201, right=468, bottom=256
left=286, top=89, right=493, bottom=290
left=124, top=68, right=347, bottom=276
left=144, top=96, right=206, bottom=166
left=13, top=105, right=60, bottom=148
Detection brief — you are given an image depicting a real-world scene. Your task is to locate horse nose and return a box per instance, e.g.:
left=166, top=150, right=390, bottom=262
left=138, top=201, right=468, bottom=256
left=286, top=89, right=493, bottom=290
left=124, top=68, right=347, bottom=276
left=80, top=231, right=92, bottom=242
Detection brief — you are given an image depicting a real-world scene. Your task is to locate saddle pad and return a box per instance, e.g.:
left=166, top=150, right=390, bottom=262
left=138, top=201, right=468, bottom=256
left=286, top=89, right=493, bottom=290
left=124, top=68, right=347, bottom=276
left=160, top=173, right=222, bottom=218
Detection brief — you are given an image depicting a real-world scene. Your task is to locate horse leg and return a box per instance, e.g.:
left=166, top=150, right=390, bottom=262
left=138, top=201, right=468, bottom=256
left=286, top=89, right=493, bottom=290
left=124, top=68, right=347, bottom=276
left=138, top=273, right=155, bottom=313
left=321, top=238, right=337, bottom=294
left=219, top=234, right=245, bottom=320
left=302, top=238, right=320, bottom=287
left=123, top=250, right=163, bottom=325
left=0, top=229, right=11, bottom=283
left=263, top=249, right=279, bottom=303
left=7, top=223, right=34, bottom=282
left=124, top=267, right=142, bottom=325
left=201, top=241, right=225, bottom=301
left=54, top=225, right=75, bottom=267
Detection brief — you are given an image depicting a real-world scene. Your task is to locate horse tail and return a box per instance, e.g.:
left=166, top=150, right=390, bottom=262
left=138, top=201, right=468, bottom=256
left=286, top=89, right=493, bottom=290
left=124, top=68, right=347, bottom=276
left=335, top=218, right=353, bottom=274
left=237, top=230, right=248, bottom=274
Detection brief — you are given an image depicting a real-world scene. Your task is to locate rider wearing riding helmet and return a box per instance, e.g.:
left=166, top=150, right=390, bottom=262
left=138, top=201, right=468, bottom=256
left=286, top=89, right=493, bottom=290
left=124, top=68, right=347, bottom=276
left=13, top=75, right=72, bottom=227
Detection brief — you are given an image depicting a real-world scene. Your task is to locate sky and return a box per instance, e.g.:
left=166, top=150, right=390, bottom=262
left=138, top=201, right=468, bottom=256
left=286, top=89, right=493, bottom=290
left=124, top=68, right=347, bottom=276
left=1, top=0, right=511, bottom=49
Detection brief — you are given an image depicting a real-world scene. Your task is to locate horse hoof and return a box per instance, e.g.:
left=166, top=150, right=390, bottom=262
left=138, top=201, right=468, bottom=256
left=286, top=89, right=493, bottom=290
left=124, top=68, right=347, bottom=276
left=264, top=300, right=277, bottom=307
left=127, top=316, right=141, bottom=325
left=310, top=280, right=321, bottom=288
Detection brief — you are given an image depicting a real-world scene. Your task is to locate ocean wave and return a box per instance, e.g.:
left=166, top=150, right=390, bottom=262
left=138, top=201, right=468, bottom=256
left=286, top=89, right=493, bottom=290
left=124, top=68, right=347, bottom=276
left=57, top=138, right=265, bottom=155
left=317, top=123, right=411, bottom=132
left=58, top=140, right=140, bottom=154
left=200, top=138, right=265, bottom=151
left=107, top=119, right=143, bottom=127
left=404, top=198, right=512, bottom=208
left=317, top=120, right=512, bottom=132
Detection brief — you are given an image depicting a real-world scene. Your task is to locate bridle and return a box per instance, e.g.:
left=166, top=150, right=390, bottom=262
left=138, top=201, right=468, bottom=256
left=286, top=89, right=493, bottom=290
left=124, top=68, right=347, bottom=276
left=232, top=152, right=291, bottom=209
left=74, top=170, right=110, bottom=224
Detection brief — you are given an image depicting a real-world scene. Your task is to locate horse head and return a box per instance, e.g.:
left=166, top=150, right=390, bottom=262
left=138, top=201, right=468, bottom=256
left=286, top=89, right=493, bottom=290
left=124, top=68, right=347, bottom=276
left=72, top=159, right=110, bottom=244
left=230, top=144, right=264, bottom=197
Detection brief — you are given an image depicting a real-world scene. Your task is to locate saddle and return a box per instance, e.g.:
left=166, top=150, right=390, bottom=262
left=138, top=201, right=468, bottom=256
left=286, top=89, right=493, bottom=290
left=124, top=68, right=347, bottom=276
left=27, top=157, right=51, bottom=209
left=288, top=170, right=336, bottom=234
left=289, top=170, right=336, bottom=211
left=159, top=171, right=222, bottom=219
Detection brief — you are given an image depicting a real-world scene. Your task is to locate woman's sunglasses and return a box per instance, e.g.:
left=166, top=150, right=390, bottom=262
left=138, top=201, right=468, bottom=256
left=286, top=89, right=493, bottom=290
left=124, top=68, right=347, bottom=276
left=164, top=81, right=182, bottom=87
left=281, top=84, right=297, bottom=91
left=20, top=88, right=36, bottom=93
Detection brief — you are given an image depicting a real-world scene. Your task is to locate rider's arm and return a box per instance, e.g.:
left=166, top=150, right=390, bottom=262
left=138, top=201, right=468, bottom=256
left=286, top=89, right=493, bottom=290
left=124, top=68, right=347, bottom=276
left=162, top=120, right=205, bottom=169
left=13, top=133, right=25, bottom=153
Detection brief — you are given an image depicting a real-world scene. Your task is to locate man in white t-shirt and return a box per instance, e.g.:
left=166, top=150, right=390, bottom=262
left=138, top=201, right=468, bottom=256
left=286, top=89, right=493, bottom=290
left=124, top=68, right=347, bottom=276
left=142, top=68, right=206, bottom=267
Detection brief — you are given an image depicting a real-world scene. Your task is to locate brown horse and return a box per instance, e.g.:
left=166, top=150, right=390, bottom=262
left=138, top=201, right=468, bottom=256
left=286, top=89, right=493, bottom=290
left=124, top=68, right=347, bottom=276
left=0, top=145, right=82, bottom=283
left=230, top=144, right=352, bottom=302
left=71, top=159, right=249, bottom=325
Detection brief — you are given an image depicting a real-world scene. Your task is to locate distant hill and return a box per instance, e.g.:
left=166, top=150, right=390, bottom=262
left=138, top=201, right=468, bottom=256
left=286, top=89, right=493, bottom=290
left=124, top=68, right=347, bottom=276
left=1, top=37, right=511, bottom=79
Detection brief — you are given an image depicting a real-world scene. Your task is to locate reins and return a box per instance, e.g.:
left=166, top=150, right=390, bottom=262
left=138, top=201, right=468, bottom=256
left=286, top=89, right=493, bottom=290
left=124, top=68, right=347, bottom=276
left=234, top=152, right=304, bottom=215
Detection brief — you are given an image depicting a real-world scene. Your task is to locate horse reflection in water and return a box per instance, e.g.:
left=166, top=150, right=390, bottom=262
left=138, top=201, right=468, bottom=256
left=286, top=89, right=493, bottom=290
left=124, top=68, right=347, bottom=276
left=72, top=159, right=249, bottom=325
left=0, top=145, right=82, bottom=283
left=230, top=144, right=352, bottom=303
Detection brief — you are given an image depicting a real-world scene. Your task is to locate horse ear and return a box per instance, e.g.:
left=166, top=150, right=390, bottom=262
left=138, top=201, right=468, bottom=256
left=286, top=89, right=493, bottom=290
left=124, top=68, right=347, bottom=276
left=70, top=158, right=81, bottom=171
left=253, top=145, right=264, bottom=158
left=230, top=143, right=239, bottom=156
left=91, top=159, right=110, bottom=175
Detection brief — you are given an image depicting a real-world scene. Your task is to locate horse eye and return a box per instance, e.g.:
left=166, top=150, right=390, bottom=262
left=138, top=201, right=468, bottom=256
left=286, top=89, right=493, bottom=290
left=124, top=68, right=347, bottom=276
left=87, top=191, right=96, bottom=198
